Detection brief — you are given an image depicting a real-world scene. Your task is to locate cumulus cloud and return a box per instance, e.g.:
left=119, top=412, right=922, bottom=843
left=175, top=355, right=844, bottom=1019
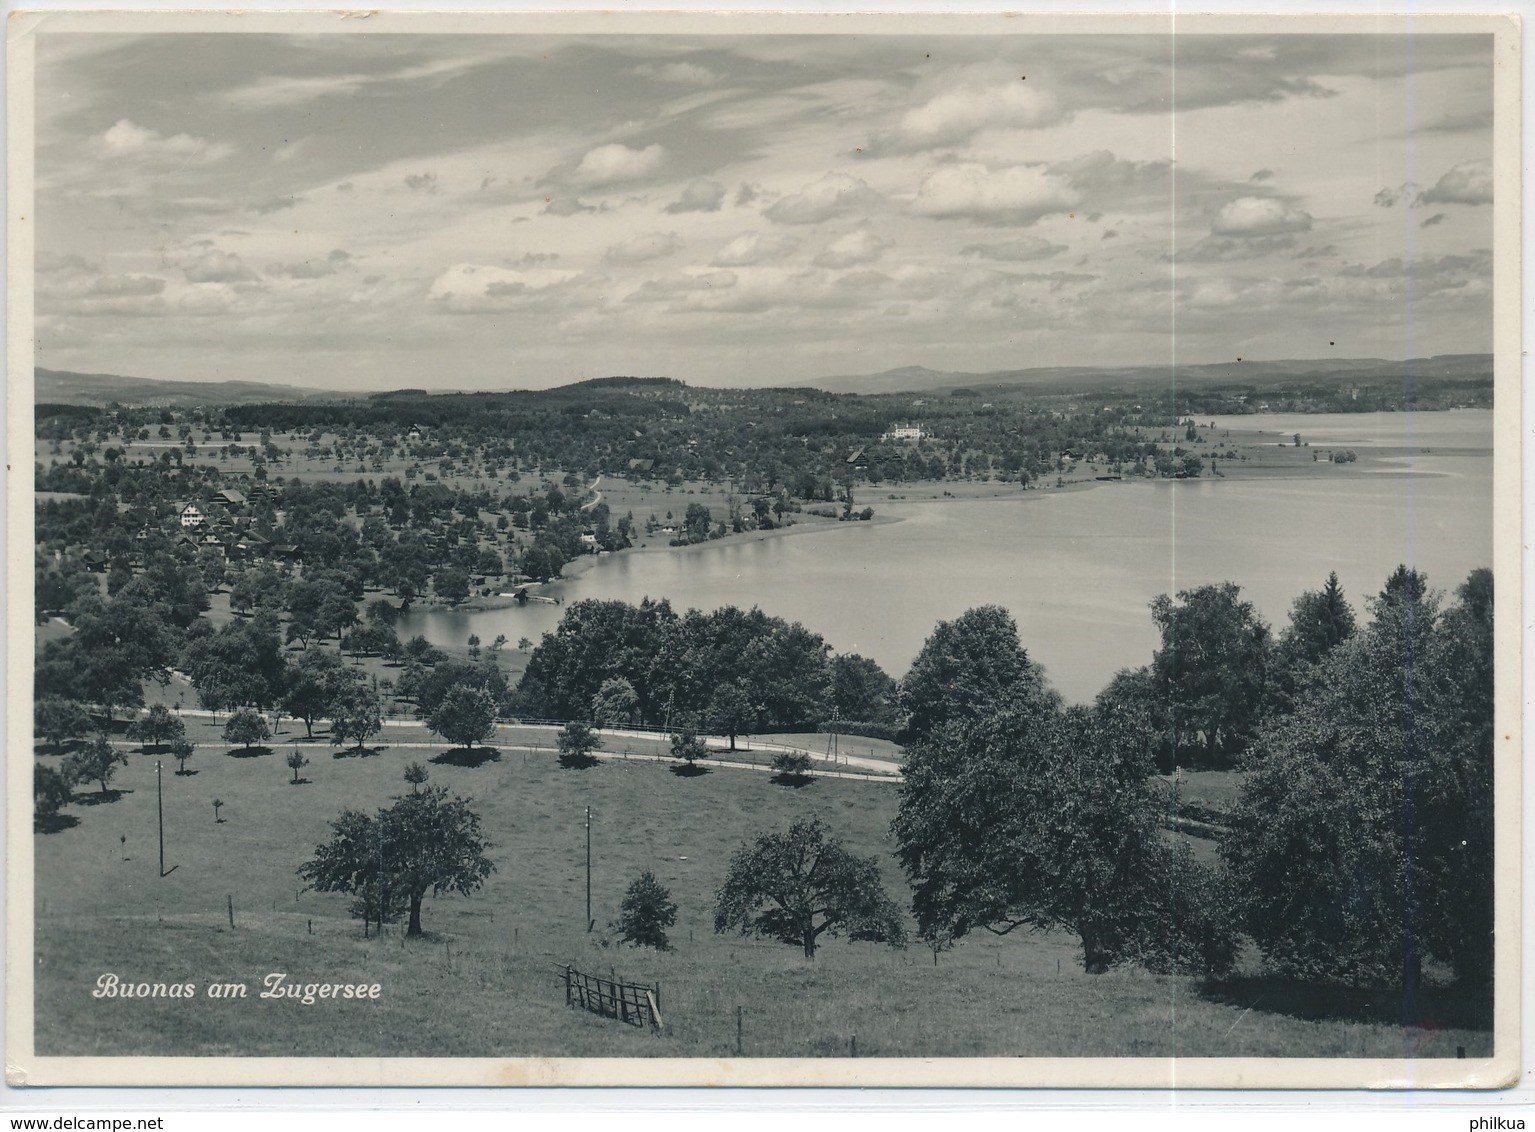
left=1250, top=168, right=1275, bottom=182
left=712, top=231, right=799, bottom=267
left=665, top=178, right=727, bottom=214
left=813, top=229, right=889, bottom=269
left=764, top=173, right=880, bottom=225
left=1339, top=251, right=1490, bottom=286
left=544, top=198, right=597, bottom=217
left=1420, top=159, right=1492, bottom=205
left=605, top=231, right=684, bottom=264
left=635, top=61, right=716, bottom=85
left=251, top=194, right=302, bottom=214
left=570, top=143, right=666, bottom=188
left=625, top=270, right=737, bottom=302
left=404, top=173, right=439, bottom=194
left=429, top=263, right=579, bottom=312
left=93, top=118, right=232, bottom=164
left=1211, top=196, right=1313, bottom=236
left=36, top=252, right=168, bottom=314
left=1420, top=212, right=1447, bottom=229
left=961, top=236, right=1067, bottom=261
left=180, top=249, right=259, bottom=284
left=268, top=250, right=353, bottom=279
left=890, top=80, right=1063, bottom=149
left=910, top=163, right=1078, bottom=226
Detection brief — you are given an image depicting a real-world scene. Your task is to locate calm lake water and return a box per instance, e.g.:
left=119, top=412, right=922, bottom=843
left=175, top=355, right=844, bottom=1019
left=399, top=410, right=1494, bottom=705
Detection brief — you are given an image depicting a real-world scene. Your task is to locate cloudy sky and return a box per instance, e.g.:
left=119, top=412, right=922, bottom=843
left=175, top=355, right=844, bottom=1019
left=34, top=28, right=1495, bottom=391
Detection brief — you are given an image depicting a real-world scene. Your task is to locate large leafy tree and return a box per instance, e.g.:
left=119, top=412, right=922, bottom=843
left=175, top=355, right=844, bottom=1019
left=428, top=682, right=498, bottom=749
left=828, top=653, right=899, bottom=727
left=63, top=737, right=125, bottom=797
left=590, top=677, right=640, bottom=727
left=331, top=684, right=383, bottom=753
left=181, top=613, right=288, bottom=712
left=283, top=649, right=350, bottom=739
left=299, top=785, right=495, bottom=937
left=34, top=698, right=92, bottom=751
left=892, top=687, right=1235, bottom=975
left=1149, top=583, right=1272, bottom=768
left=517, top=598, right=685, bottom=722
left=126, top=703, right=185, bottom=753
left=714, top=818, right=907, bottom=959
left=1224, top=567, right=1493, bottom=990
left=706, top=683, right=755, bottom=750
left=224, top=708, right=271, bottom=751
left=899, top=605, right=1051, bottom=743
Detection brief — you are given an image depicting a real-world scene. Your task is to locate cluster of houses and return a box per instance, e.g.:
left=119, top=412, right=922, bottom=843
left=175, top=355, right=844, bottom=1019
left=164, top=483, right=291, bottom=562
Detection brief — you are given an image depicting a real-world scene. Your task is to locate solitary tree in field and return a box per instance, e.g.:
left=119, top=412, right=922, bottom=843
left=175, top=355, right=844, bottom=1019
left=168, top=738, right=195, bottom=775
left=404, top=762, right=429, bottom=792
left=556, top=720, right=602, bottom=768
left=299, top=785, right=495, bottom=937
left=669, top=728, right=711, bottom=772
left=771, top=749, right=813, bottom=784
left=714, top=818, right=907, bottom=960
left=127, top=703, right=185, bottom=753
left=64, top=737, right=126, bottom=797
left=428, top=683, right=498, bottom=750
left=287, top=749, right=310, bottom=784
left=614, top=871, right=678, bottom=951
left=224, top=708, right=271, bottom=751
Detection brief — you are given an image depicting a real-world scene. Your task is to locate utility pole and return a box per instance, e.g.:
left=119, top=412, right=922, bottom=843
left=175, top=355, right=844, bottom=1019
left=585, top=805, right=592, bottom=932
left=156, top=759, right=165, bottom=877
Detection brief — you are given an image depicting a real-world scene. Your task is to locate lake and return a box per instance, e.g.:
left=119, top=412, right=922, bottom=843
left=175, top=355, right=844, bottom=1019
left=398, top=410, right=1494, bottom=705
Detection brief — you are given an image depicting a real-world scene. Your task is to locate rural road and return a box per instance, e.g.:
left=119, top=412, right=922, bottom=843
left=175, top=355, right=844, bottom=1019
left=156, top=710, right=902, bottom=782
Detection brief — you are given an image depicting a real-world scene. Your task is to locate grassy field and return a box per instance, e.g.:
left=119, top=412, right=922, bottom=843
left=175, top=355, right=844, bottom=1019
left=32, top=716, right=1491, bottom=1060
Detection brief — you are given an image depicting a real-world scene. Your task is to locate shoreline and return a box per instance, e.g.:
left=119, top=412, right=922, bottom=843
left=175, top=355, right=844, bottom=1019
left=445, top=415, right=1489, bottom=616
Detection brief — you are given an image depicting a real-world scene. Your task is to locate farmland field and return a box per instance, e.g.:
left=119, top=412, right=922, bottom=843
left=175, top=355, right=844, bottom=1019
left=32, top=714, right=1490, bottom=1061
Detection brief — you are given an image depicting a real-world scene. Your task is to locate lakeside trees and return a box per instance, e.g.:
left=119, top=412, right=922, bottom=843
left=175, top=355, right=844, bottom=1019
left=514, top=598, right=857, bottom=735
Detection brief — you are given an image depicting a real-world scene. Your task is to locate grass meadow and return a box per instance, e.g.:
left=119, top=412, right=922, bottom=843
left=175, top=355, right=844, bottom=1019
left=32, top=711, right=1491, bottom=1061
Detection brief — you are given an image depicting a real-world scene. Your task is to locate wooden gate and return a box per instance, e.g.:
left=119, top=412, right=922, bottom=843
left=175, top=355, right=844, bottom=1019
left=560, top=964, right=663, bottom=1030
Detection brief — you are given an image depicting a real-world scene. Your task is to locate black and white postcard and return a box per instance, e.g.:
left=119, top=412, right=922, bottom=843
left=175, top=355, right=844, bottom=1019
left=5, top=11, right=1522, bottom=1089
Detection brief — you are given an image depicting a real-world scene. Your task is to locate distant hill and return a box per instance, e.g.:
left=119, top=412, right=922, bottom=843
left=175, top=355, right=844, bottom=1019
left=34, top=368, right=345, bottom=408
left=809, top=354, right=1495, bottom=396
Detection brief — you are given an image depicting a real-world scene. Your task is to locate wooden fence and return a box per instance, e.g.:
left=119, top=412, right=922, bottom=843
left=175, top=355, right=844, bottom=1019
left=560, top=964, right=663, bottom=1031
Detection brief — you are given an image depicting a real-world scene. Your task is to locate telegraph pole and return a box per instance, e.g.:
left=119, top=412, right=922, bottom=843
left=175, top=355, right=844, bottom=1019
left=585, top=805, right=592, bottom=932
left=156, top=759, right=165, bottom=877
